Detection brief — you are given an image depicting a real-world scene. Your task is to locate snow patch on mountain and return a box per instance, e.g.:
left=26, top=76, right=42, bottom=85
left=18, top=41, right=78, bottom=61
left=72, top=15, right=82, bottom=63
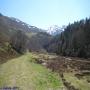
left=46, top=25, right=65, bottom=35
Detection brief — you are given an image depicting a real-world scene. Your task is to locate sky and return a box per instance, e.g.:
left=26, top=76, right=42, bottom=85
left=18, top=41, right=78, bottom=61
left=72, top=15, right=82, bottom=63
left=0, top=0, right=90, bottom=29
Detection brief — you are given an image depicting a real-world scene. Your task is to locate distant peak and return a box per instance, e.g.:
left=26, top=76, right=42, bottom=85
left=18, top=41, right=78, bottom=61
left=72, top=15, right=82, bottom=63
left=46, top=25, right=65, bottom=36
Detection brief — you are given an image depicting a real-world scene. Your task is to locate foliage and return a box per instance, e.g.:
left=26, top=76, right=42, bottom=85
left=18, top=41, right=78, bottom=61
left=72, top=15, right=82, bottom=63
left=47, top=18, right=90, bottom=58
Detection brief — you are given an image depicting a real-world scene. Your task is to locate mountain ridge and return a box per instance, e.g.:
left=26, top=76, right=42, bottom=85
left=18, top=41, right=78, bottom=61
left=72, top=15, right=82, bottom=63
left=0, top=13, right=52, bottom=60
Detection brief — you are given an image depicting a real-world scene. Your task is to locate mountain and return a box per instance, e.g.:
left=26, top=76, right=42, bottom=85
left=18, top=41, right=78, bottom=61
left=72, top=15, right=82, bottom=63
left=0, top=13, right=52, bottom=60
left=0, top=13, right=43, bottom=33
left=46, top=25, right=64, bottom=36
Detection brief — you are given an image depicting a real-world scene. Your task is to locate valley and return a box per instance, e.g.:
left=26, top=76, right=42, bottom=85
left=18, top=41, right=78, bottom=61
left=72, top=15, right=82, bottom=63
left=0, top=13, right=90, bottom=90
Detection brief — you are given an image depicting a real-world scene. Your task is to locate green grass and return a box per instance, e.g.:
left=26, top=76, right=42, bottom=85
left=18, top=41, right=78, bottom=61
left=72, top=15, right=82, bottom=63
left=64, top=73, right=90, bottom=90
left=0, top=53, right=63, bottom=90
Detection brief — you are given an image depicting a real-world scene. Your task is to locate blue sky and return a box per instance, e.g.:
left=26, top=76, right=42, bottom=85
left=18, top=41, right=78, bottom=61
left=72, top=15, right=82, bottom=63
left=0, top=0, right=90, bottom=29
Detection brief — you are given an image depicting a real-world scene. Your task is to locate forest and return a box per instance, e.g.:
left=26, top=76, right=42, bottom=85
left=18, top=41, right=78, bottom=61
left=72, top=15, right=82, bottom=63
left=47, top=18, right=90, bottom=58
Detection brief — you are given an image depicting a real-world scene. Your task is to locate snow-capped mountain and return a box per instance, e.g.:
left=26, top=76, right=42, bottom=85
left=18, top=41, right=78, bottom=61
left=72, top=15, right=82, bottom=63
left=46, top=25, right=65, bottom=36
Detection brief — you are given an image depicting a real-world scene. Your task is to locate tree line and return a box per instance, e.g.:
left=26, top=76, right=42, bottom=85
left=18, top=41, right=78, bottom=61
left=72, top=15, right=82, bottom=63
left=47, top=18, right=90, bottom=58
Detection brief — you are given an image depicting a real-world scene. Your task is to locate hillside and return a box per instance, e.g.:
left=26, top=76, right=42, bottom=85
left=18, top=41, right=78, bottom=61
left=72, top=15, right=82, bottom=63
left=0, top=13, right=42, bottom=33
left=0, top=13, right=52, bottom=60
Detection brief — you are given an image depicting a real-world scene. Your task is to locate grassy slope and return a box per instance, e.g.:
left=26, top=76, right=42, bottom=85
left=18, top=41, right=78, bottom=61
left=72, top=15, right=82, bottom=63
left=0, top=53, right=64, bottom=90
